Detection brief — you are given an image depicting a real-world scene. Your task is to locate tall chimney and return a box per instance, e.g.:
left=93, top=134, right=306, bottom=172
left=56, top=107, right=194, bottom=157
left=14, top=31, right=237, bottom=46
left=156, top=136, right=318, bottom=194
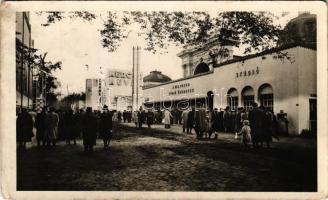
left=132, top=46, right=141, bottom=111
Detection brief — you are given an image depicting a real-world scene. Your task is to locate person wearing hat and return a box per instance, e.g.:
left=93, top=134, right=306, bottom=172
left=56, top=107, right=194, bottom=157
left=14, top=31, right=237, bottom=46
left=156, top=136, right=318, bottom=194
left=82, top=107, right=98, bottom=152
left=237, top=120, right=252, bottom=148
left=99, top=105, right=113, bottom=149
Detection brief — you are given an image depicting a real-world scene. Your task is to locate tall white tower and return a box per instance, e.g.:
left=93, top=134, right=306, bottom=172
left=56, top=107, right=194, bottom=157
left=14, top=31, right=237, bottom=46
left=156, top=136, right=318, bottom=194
left=132, top=46, right=142, bottom=110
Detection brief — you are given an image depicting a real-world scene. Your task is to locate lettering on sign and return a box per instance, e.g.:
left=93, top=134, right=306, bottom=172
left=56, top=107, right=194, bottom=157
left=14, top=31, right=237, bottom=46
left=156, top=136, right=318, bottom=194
left=107, top=70, right=132, bottom=86
left=236, top=67, right=260, bottom=78
left=169, top=82, right=195, bottom=96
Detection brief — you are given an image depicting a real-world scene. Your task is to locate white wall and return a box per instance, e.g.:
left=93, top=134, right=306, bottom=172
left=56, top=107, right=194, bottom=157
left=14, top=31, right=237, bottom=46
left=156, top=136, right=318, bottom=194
left=143, top=46, right=316, bottom=134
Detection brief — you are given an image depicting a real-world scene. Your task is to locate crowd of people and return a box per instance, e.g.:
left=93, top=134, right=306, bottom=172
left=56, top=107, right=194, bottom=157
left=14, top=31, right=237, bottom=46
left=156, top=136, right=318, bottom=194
left=16, top=102, right=280, bottom=151
left=16, top=105, right=114, bottom=152
left=131, top=102, right=280, bottom=148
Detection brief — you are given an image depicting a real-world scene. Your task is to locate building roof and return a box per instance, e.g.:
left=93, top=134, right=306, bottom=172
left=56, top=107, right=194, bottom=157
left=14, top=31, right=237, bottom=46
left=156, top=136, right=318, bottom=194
left=143, top=43, right=316, bottom=90
left=143, top=70, right=172, bottom=83
left=214, top=42, right=316, bottom=68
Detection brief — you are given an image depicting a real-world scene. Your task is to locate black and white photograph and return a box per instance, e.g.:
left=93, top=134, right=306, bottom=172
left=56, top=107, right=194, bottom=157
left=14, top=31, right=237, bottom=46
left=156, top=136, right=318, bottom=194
left=0, top=1, right=327, bottom=199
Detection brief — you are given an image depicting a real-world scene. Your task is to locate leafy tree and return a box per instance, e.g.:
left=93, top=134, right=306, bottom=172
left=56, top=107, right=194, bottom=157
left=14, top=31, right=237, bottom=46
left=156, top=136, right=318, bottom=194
left=16, top=38, right=62, bottom=106
left=60, top=92, right=86, bottom=111
left=36, top=11, right=283, bottom=55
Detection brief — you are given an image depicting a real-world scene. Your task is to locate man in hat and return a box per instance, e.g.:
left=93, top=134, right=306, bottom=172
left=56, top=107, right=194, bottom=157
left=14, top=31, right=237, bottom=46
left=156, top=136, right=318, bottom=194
left=99, top=105, right=113, bottom=149
left=82, top=107, right=98, bottom=152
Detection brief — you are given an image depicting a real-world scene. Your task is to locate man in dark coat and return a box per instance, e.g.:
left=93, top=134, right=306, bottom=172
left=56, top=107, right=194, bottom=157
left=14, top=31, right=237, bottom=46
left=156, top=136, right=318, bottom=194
left=99, top=105, right=113, bottom=149
left=146, top=109, right=154, bottom=128
left=82, top=107, right=98, bottom=152
left=194, top=103, right=207, bottom=139
left=248, top=103, right=265, bottom=148
left=209, top=108, right=220, bottom=139
left=262, top=108, right=279, bottom=148
left=187, top=107, right=195, bottom=134
left=64, top=109, right=79, bottom=145
left=17, top=108, right=34, bottom=150
left=34, top=107, right=47, bottom=147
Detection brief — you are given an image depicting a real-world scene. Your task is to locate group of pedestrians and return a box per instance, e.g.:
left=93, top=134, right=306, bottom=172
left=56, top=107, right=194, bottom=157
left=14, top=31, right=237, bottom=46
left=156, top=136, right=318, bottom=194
left=17, top=102, right=280, bottom=151
left=16, top=105, right=114, bottom=152
left=161, top=102, right=279, bottom=148
left=132, top=106, right=155, bottom=129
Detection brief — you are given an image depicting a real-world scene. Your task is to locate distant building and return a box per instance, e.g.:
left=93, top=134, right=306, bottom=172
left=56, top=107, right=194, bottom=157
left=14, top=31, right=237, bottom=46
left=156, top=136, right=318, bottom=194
left=143, top=70, right=172, bottom=89
left=85, top=69, right=138, bottom=111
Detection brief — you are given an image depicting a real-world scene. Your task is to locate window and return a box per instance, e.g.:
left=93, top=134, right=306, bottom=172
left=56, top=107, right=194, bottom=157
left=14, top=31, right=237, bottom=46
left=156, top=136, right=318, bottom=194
left=260, top=94, right=273, bottom=111
left=242, top=86, right=254, bottom=110
left=258, top=84, right=274, bottom=112
left=227, top=88, right=238, bottom=111
left=244, top=95, right=254, bottom=110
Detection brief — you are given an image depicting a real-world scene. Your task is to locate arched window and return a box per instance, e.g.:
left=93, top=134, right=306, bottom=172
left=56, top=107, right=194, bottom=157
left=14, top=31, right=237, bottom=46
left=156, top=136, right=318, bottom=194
left=258, top=84, right=274, bottom=111
left=194, top=62, right=210, bottom=75
left=242, top=86, right=254, bottom=110
left=227, top=88, right=238, bottom=111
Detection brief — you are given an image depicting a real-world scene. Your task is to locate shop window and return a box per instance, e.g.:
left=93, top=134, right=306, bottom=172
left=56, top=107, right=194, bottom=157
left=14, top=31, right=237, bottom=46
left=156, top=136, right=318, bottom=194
left=258, top=83, right=274, bottom=111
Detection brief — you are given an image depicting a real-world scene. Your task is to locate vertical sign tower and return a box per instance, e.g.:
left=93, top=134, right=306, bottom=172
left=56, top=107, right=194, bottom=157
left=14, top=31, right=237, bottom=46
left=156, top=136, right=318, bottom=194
left=132, top=46, right=141, bottom=111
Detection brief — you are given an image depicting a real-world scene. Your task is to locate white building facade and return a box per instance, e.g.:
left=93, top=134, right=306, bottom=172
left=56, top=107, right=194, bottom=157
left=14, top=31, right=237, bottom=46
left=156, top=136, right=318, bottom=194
left=142, top=43, right=316, bottom=135
left=85, top=69, right=143, bottom=111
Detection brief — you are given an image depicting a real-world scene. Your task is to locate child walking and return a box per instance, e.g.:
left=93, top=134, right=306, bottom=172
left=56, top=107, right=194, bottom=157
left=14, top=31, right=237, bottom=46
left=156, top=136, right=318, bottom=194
left=237, top=120, right=252, bottom=148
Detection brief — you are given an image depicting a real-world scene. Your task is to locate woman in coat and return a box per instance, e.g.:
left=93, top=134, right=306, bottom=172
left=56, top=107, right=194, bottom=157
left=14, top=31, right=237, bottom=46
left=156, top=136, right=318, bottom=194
left=164, top=109, right=173, bottom=128
left=44, top=107, right=59, bottom=147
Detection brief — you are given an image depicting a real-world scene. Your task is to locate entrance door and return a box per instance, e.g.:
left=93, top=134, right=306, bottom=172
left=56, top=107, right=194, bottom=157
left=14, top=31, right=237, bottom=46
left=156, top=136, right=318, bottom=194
left=309, top=98, right=317, bottom=134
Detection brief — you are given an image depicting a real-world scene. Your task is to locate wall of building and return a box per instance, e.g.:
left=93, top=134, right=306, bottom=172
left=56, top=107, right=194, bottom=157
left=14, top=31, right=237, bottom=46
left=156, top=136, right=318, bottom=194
left=143, top=46, right=316, bottom=135
left=16, top=12, right=33, bottom=109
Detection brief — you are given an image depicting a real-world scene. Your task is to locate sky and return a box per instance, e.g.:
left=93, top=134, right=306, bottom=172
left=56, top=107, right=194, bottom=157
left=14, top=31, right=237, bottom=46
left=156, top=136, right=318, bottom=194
left=30, top=11, right=298, bottom=98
